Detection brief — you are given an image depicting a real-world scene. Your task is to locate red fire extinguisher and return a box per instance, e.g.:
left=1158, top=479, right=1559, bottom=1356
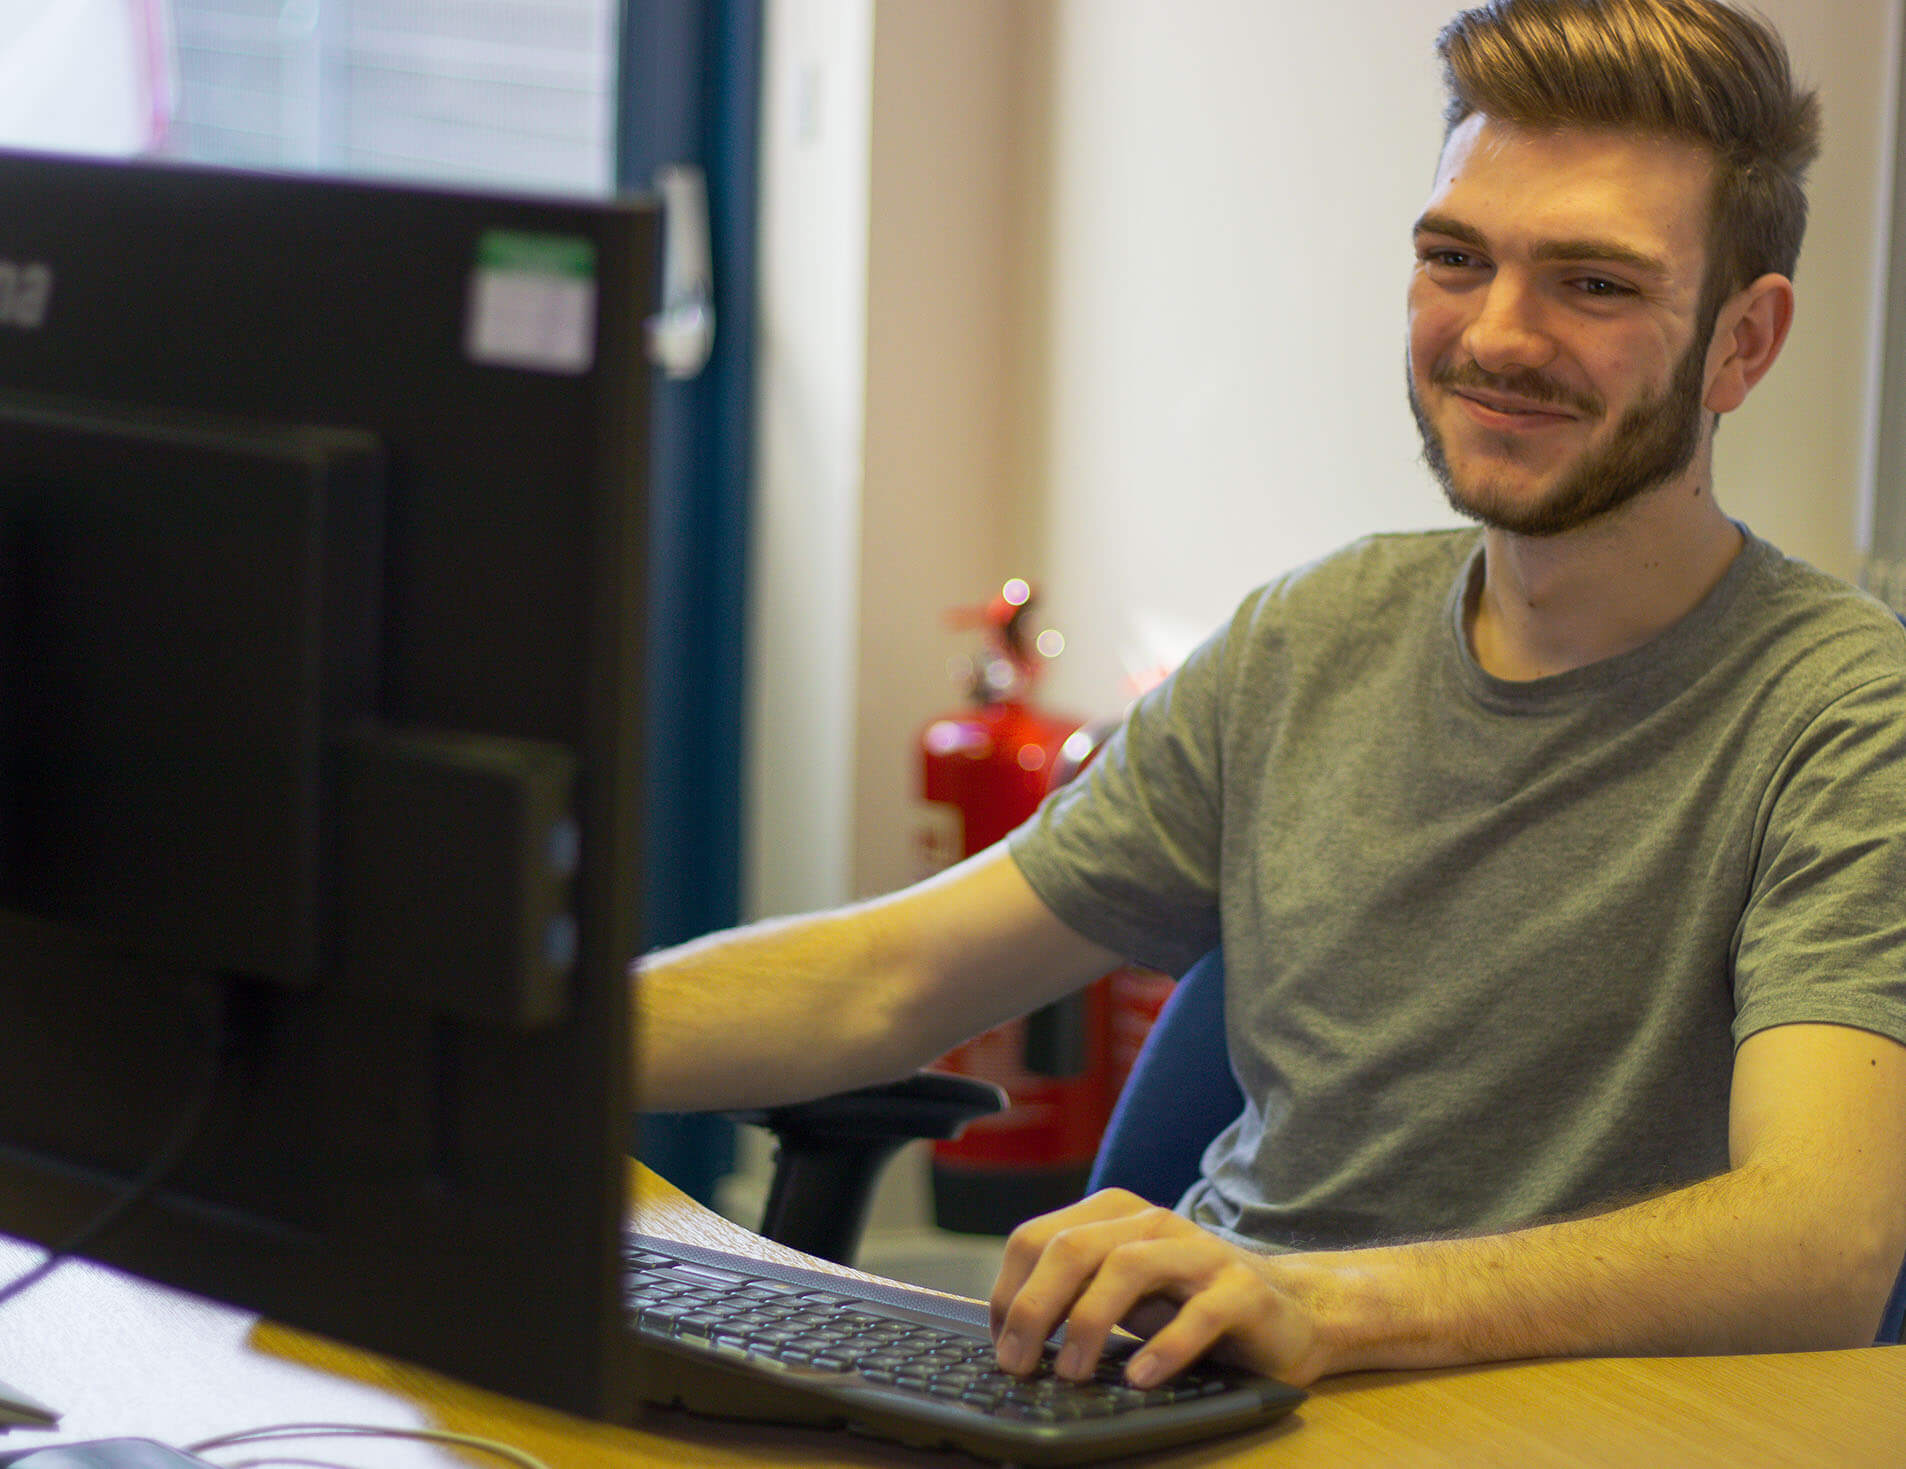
left=917, top=581, right=1117, bottom=1234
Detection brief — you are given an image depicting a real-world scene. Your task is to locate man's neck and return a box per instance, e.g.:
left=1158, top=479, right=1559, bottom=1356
left=1468, top=485, right=1744, bottom=682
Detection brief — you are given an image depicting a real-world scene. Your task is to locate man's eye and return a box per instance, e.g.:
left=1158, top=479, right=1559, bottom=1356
left=1573, top=277, right=1633, bottom=297
left=1424, top=249, right=1474, bottom=269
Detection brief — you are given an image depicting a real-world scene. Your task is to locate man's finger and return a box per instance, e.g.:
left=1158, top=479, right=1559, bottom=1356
left=988, top=1189, right=1151, bottom=1341
left=991, top=1199, right=1186, bottom=1375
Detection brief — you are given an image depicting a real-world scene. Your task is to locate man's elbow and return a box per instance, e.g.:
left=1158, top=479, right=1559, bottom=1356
left=1844, top=1237, right=1905, bottom=1345
left=1797, top=1223, right=1905, bottom=1348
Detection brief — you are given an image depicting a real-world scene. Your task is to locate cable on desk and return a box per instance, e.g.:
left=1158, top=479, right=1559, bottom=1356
left=206, top=1460, right=359, bottom=1469
left=201, top=1460, right=361, bottom=1469
left=185, top=1422, right=551, bottom=1469
left=0, top=981, right=229, bottom=1312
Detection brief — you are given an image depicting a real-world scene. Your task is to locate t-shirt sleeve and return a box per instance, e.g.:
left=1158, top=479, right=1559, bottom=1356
left=1733, top=669, right=1906, bottom=1049
left=1007, top=614, right=1238, bottom=977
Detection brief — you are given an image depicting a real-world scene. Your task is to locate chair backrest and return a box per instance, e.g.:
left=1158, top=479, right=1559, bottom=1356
left=1089, top=944, right=1906, bottom=1346
left=1087, top=948, right=1238, bottom=1203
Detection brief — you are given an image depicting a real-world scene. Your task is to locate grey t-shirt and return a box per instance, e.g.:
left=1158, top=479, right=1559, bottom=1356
left=1008, top=527, right=1906, bottom=1253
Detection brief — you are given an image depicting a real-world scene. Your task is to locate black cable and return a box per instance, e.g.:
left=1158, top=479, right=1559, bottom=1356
left=0, top=981, right=229, bottom=1311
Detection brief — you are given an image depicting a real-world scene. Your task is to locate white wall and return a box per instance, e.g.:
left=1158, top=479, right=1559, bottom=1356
left=744, top=0, right=875, bottom=920
left=854, top=0, right=1027, bottom=899
left=1714, top=2, right=1899, bottom=578
left=747, top=0, right=1026, bottom=915
left=745, top=0, right=1905, bottom=917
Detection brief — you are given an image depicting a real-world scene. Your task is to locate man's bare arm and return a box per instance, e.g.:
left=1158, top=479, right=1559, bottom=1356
left=1290, top=1021, right=1906, bottom=1374
left=632, top=843, right=1123, bottom=1114
left=993, top=1022, right=1906, bottom=1388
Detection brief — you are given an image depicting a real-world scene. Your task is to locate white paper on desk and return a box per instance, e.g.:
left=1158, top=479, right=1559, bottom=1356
left=0, top=1239, right=461, bottom=1468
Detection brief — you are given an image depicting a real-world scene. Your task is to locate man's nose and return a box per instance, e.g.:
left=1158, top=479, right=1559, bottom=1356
left=1461, top=273, right=1558, bottom=377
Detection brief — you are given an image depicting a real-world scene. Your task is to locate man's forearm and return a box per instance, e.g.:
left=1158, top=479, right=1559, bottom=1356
left=993, top=1027, right=1906, bottom=1390
left=632, top=903, right=926, bottom=1113
left=1286, top=1157, right=1895, bottom=1379
left=630, top=845, right=1125, bottom=1115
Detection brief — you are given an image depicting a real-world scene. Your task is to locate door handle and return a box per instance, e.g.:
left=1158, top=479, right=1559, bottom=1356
left=646, top=163, right=715, bottom=379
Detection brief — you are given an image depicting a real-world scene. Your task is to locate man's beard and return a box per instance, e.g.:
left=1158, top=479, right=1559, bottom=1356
left=1408, top=332, right=1711, bottom=538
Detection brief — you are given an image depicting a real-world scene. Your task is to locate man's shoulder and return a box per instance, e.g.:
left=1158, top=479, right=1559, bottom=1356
left=1736, top=534, right=1906, bottom=681
left=1181, top=529, right=1476, bottom=696
left=1749, top=537, right=1901, bottom=620
left=1239, top=527, right=1478, bottom=625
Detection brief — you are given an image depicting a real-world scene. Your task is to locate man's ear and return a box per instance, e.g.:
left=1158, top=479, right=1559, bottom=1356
left=1703, top=273, right=1795, bottom=414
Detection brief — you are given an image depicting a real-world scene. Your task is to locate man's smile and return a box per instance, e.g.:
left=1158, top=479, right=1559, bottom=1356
left=1449, top=386, right=1584, bottom=430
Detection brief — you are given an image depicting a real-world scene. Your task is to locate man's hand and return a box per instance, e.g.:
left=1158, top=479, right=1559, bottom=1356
left=987, top=1189, right=1334, bottom=1389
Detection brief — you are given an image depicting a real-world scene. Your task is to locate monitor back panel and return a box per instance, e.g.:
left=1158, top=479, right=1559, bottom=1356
left=0, top=152, right=657, bottom=1419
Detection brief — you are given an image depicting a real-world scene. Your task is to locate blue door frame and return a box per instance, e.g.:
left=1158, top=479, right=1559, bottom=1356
left=619, top=0, right=761, bottom=1199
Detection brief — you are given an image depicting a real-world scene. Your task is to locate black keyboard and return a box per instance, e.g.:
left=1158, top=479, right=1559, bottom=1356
left=624, top=1233, right=1305, bottom=1465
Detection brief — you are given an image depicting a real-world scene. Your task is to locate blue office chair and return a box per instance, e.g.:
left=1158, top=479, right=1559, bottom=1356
left=743, top=942, right=1906, bottom=1345
left=1083, top=946, right=1239, bottom=1203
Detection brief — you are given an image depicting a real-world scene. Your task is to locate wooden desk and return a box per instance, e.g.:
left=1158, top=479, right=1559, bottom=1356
left=4, top=1166, right=1904, bottom=1468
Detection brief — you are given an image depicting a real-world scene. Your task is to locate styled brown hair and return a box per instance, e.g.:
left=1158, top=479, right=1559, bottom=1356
left=1436, top=0, right=1821, bottom=320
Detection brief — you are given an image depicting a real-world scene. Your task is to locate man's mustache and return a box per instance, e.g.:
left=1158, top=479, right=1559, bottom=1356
left=1431, top=360, right=1604, bottom=418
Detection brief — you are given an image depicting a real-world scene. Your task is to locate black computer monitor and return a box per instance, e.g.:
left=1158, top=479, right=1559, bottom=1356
left=0, top=149, right=656, bottom=1419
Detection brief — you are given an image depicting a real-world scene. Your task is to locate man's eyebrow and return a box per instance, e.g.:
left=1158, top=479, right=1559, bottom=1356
left=1530, top=238, right=1671, bottom=277
left=1412, top=212, right=1672, bottom=278
left=1413, top=212, right=1486, bottom=249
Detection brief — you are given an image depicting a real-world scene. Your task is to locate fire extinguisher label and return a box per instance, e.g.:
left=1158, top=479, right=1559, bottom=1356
left=914, top=799, right=965, bottom=879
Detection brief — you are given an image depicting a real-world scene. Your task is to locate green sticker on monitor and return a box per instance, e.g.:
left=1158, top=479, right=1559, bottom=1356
left=466, top=230, right=598, bottom=374
left=476, top=230, right=598, bottom=279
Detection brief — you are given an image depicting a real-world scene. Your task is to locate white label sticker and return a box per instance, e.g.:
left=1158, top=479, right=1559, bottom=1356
left=914, top=799, right=965, bottom=881
left=465, top=231, right=598, bottom=375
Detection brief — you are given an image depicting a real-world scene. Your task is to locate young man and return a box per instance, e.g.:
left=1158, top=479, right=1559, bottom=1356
left=636, top=0, right=1906, bottom=1390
